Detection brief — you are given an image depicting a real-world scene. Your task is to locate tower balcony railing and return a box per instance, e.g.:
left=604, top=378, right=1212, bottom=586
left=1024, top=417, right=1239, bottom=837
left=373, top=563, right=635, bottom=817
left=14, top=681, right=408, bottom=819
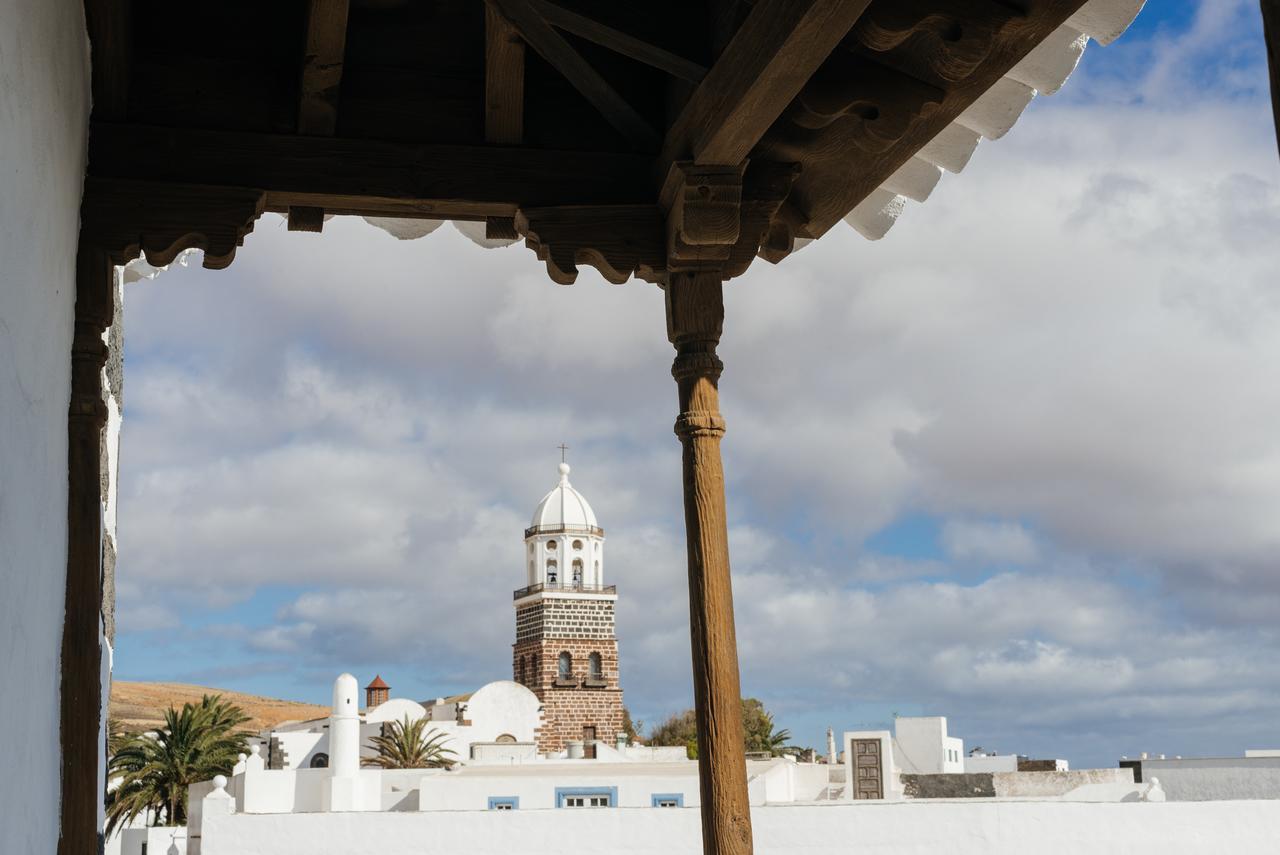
left=513, top=581, right=617, bottom=600
left=523, top=523, right=605, bottom=539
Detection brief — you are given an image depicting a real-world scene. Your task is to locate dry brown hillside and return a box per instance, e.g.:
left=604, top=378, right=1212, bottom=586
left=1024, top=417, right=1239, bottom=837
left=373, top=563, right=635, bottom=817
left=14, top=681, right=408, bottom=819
left=110, top=681, right=328, bottom=734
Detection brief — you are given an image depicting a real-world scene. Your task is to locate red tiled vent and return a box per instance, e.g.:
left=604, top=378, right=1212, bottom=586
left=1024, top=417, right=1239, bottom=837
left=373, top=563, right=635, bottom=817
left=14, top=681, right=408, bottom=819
left=366, top=675, right=389, bottom=690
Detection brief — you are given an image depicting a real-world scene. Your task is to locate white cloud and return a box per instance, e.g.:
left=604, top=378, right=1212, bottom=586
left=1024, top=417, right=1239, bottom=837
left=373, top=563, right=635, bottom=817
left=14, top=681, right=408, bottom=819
left=942, top=521, right=1040, bottom=565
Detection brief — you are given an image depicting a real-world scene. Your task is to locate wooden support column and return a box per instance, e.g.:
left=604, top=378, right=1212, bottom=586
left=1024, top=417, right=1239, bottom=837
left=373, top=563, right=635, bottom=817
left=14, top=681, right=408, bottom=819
left=58, top=244, right=114, bottom=855
left=666, top=270, right=752, bottom=855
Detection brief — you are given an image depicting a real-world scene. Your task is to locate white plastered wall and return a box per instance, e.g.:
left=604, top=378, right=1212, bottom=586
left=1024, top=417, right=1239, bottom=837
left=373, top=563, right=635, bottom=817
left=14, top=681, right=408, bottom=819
left=893, top=717, right=961, bottom=775
left=0, top=0, right=90, bottom=851
left=199, top=799, right=1280, bottom=855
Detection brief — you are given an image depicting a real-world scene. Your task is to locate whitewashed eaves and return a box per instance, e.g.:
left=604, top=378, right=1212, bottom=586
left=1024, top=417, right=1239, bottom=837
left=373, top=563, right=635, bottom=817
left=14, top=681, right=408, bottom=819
left=841, top=0, right=1145, bottom=242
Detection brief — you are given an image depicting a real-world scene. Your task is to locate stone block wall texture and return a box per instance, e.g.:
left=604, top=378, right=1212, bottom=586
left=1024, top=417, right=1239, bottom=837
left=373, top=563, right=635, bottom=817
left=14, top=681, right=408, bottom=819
left=1017, top=759, right=1061, bottom=772
left=512, top=595, right=624, bottom=753
left=901, top=773, right=996, bottom=799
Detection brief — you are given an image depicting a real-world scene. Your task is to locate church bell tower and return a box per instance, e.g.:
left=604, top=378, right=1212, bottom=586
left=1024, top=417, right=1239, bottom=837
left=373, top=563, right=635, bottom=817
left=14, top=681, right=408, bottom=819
left=513, top=461, right=624, bottom=754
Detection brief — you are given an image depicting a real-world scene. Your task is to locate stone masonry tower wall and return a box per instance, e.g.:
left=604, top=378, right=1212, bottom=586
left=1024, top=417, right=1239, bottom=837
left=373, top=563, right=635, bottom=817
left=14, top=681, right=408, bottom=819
left=512, top=597, right=624, bottom=753
left=513, top=462, right=624, bottom=754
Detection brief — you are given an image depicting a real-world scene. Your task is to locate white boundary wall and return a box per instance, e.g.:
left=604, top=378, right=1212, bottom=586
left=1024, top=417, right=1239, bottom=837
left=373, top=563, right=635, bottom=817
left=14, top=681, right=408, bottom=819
left=0, top=0, right=89, bottom=852
left=199, top=800, right=1280, bottom=855
left=1140, top=756, right=1280, bottom=801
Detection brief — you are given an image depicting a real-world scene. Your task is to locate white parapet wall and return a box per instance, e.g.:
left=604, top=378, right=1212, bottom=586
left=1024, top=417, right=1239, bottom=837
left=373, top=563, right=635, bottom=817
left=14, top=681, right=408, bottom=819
left=198, top=799, right=1280, bottom=855
left=1138, top=756, right=1280, bottom=802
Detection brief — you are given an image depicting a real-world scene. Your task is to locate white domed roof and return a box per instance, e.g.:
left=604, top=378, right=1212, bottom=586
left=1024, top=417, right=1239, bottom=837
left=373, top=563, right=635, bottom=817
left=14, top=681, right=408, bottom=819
left=529, top=463, right=599, bottom=532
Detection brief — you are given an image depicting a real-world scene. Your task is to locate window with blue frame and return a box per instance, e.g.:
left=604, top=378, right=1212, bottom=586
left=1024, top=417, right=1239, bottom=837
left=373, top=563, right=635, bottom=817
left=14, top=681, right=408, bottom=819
left=651, top=793, right=684, bottom=808
left=555, top=786, right=617, bottom=808
left=488, top=796, right=519, bottom=810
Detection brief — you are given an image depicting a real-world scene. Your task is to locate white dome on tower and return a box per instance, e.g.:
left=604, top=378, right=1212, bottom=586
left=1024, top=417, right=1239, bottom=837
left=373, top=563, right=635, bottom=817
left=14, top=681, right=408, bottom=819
left=529, top=463, right=599, bottom=532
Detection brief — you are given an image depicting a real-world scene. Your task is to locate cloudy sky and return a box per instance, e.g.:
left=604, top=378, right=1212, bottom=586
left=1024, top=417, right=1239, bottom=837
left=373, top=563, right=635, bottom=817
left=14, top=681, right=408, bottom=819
left=114, top=1, right=1280, bottom=768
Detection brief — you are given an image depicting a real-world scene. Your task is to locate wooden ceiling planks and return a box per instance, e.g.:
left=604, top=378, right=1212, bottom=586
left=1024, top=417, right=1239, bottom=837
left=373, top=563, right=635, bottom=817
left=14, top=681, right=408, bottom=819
left=487, top=0, right=660, bottom=150
left=529, top=0, right=707, bottom=83
left=82, top=0, right=131, bottom=121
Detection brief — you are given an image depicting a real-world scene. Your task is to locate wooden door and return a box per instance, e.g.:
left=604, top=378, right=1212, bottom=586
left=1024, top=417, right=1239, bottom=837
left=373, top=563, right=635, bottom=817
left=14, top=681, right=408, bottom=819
left=583, top=725, right=597, bottom=759
left=852, top=739, right=883, bottom=800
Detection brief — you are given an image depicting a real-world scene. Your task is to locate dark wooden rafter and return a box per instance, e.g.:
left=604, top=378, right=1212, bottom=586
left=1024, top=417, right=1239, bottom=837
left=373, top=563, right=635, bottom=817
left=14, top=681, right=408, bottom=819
left=1263, top=0, right=1280, bottom=157
left=83, top=0, right=132, bottom=120
left=88, top=123, right=654, bottom=213
left=293, top=0, right=350, bottom=231
left=297, top=0, right=350, bottom=136
left=528, top=0, right=707, bottom=83
left=661, top=0, right=873, bottom=168
left=485, top=4, right=525, bottom=144
left=487, top=0, right=660, bottom=150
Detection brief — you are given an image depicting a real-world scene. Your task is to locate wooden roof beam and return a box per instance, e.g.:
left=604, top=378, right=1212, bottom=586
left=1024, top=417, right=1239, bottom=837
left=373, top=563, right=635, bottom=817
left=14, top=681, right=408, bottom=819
left=486, top=5, right=525, bottom=144
left=660, top=0, right=873, bottom=169
left=298, top=0, right=350, bottom=136
left=294, top=0, right=350, bottom=231
left=86, top=123, right=655, bottom=212
left=528, top=0, right=708, bottom=83
left=487, top=0, right=660, bottom=150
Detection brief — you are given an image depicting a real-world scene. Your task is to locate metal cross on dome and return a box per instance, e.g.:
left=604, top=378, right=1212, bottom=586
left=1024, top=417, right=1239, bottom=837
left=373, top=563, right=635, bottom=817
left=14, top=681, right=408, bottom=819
left=558, top=443, right=569, bottom=463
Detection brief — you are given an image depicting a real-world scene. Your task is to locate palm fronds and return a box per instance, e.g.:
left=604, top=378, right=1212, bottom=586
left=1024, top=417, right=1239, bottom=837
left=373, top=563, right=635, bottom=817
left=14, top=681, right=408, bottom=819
left=362, top=715, right=456, bottom=769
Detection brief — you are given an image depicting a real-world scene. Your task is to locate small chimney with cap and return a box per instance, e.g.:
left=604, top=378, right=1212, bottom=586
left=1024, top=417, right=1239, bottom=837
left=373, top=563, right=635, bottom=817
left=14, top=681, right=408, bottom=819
left=365, top=675, right=390, bottom=709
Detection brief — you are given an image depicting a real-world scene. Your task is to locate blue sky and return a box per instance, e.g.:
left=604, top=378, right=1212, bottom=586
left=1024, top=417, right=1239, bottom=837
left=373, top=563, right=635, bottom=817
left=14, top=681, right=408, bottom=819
left=114, top=2, right=1280, bottom=769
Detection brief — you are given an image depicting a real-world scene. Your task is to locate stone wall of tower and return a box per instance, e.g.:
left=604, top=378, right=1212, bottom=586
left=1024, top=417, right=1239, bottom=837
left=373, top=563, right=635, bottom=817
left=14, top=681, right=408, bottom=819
left=512, top=595, right=625, bottom=753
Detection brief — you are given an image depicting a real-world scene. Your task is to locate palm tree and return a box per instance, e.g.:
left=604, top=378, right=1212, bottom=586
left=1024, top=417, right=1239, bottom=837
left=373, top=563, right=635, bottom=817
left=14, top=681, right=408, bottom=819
left=105, top=695, right=250, bottom=835
left=363, top=715, right=456, bottom=769
left=107, top=715, right=133, bottom=757
left=765, top=722, right=794, bottom=757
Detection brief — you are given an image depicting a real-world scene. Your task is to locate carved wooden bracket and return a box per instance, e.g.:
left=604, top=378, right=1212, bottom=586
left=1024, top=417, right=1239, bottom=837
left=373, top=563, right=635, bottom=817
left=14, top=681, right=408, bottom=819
left=515, top=205, right=666, bottom=285
left=80, top=177, right=266, bottom=270
left=660, top=163, right=745, bottom=270
left=725, top=161, right=801, bottom=277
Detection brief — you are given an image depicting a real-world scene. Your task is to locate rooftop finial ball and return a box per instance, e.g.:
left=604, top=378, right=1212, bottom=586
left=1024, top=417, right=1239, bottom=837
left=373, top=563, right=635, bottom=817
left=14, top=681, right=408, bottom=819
left=559, top=462, right=571, bottom=476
